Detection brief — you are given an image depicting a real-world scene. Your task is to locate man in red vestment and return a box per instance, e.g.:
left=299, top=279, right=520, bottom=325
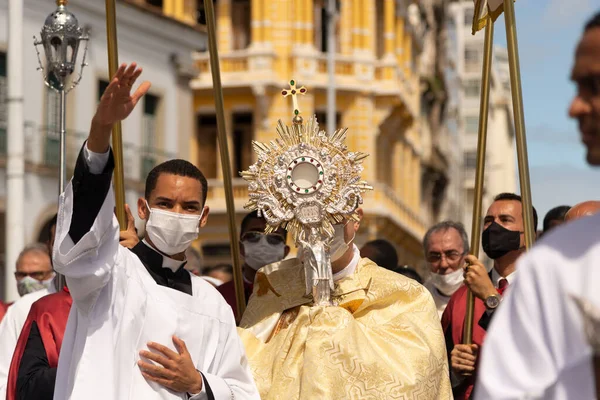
left=441, top=193, right=537, bottom=399
left=6, top=205, right=140, bottom=400
left=218, top=211, right=289, bottom=321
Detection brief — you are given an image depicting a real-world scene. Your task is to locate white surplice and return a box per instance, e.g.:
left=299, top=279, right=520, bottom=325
left=474, top=213, right=600, bottom=399
left=53, top=181, right=259, bottom=399
left=0, top=288, right=50, bottom=398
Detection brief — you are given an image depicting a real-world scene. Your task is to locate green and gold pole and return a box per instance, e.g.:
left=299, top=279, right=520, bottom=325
left=105, top=0, right=126, bottom=230
left=204, top=0, right=246, bottom=320
left=463, top=17, right=494, bottom=345
left=504, top=0, right=535, bottom=249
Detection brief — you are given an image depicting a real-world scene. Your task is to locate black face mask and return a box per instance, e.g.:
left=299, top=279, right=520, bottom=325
left=482, top=222, right=522, bottom=259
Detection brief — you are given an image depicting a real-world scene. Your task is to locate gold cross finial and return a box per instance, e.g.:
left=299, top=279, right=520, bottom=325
left=281, top=79, right=307, bottom=125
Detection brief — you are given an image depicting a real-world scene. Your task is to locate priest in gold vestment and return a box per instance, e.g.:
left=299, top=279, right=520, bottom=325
left=238, top=82, right=451, bottom=399
left=238, top=210, right=452, bottom=399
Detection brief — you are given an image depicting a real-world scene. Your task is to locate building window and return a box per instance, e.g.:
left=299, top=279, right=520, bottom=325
left=44, top=73, right=61, bottom=166
left=196, top=114, right=218, bottom=179
left=141, top=94, right=160, bottom=179
left=0, top=52, right=6, bottom=155
left=464, top=151, right=477, bottom=169
left=465, top=116, right=479, bottom=134
left=146, top=0, right=163, bottom=9
left=314, top=0, right=340, bottom=53
left=314, top=111, right=342, bottom=130
left=464, top=44, right=480, bottom=73
left=375, top=0, right=385, bottom=58
left=464, top=79, right=480, bottom=98
left=232, top=112, right=253, bottom=175
left=98, top=79, right=109, bottom=102
left=232, top=0, right=251, bottom=50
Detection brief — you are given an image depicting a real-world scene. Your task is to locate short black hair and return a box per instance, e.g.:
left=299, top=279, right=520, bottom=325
left=395, top=266, right=423, bottom=284
left=202, top=263, right=233, bottom=276
left=361, top=239, right=399, bottom=271
left=493, top=192, right=538, bottom=231
left=145, top=159, right=208, bottom=205
left=543, top=205, right=571, bottom=232
left=584, top=11, right=600, bottom=31
left=240, top=210, right=288, bottom=239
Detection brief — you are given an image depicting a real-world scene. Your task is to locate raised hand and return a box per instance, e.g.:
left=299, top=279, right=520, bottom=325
left=88, top=62, right=151, bottom=153
left=95, top=63, right=150, bottom=126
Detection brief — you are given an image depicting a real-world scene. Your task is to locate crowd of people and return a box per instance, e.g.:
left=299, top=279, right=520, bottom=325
left=0, top=9, right=598, bottom=400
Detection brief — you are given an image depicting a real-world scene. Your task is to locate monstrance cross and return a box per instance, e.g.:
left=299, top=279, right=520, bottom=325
left=281, top=79, right=307, bottom=118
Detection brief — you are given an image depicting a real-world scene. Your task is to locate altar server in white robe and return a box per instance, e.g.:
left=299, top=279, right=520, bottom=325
left=53, top=62, right=259, bottom=400
left=474, top=12, right=600, bottom=399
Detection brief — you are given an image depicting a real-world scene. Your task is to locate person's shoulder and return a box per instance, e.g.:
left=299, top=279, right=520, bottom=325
left=523, top=214, right=600, bottom=274
left=12, top=289, right=50, bottom=312
left=190, top=273, right=235, bottom=320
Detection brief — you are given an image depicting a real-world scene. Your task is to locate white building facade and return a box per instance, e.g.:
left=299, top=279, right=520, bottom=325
left=448, top=0, right=517, bottom=241
left=0, top=0, right=205, bottom=301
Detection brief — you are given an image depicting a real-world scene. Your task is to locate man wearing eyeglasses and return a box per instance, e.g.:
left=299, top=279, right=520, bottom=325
left=217, top=210, right=290, bottom=321
left=0, top=243, right=54, bottom=398
left=423, top=221, right=469, bottom=318
left=441, top=193, right=538, bottom=400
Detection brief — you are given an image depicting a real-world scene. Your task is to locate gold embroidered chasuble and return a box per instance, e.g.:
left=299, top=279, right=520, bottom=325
left=238, top=258, right=452, bottom=399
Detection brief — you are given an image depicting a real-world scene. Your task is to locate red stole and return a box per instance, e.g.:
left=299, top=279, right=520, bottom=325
left=6, top=288, right=72, bottom=400
left=0, top=301, right=8, bottom=323
left=441, top=285, right=488, bottom=400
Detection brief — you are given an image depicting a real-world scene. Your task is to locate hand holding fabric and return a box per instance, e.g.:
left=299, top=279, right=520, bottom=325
left=138, top=336, right=203, bottom=394
left=118, top=204, right=139, bottom=249
left=463, top=255, right=497, bottom=301
left=451, top=344, right=478, bottom=377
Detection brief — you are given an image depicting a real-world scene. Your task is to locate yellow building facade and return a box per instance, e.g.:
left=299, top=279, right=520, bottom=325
left=150, top=0, right=430, bottom=269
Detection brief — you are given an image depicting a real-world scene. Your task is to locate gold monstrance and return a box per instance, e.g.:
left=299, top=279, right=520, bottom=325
left=241, top=81, right=372, bottom=306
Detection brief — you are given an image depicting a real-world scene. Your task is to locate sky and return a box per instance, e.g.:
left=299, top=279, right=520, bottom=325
left=490, top=0, right=599, bottom=225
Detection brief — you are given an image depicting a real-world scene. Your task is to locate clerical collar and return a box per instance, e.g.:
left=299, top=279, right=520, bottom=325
left=491, top=267, right=516, bottom=287
left=333, top=245, right=360, bottom=282
left=141, top=239, right=187, bottom=273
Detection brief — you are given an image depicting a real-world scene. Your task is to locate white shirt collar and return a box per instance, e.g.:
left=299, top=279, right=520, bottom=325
left=491, top=267, right=516, bottom=288
left=332, top=245, right=360, bottom=282
left=142, top=239, right=187, bottom=273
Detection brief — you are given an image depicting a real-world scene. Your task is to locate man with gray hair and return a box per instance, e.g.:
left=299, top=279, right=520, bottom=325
left=423, top=221, right=469, bottom=317
left=0, top=243, right=55, bottom=398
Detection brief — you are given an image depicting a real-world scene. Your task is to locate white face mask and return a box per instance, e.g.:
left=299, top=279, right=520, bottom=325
left=242, top=235, right=286, bottom=270
left=17, top=275, right=54, bottom=297
left=145, top=201, right=204, bottom=256
left=330, top=223, right=355, bottom=262
left=429, top=268, right=464, bottom=296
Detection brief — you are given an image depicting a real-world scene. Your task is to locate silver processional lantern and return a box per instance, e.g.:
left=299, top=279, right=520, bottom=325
left=34, top=0, right=88, bottom=293
left=34, top=0, right=89, bottom=191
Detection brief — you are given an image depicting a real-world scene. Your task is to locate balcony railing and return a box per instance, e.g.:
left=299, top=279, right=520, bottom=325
left=0, top=121, right=176, bottom=183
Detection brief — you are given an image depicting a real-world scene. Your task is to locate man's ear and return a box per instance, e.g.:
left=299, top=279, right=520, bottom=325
left=199, top=206, right=210, bottom=228
left=354, top=207, right=364, bottom=230
left=137, top=197, right=149, bottom=220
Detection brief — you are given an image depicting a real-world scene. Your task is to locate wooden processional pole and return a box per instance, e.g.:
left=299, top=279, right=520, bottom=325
left=105, top=0, right=127, bottom=230
left=203, top=0, right=246, bottom=320
left=463, top=0, right=535, bottom=342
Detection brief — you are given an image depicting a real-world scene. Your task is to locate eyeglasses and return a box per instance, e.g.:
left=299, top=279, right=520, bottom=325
left=241, top=231, right=286, bottom=246
left=15, top=271, right=51, bottom=280
left=426, top=251, right=465, bottom=263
